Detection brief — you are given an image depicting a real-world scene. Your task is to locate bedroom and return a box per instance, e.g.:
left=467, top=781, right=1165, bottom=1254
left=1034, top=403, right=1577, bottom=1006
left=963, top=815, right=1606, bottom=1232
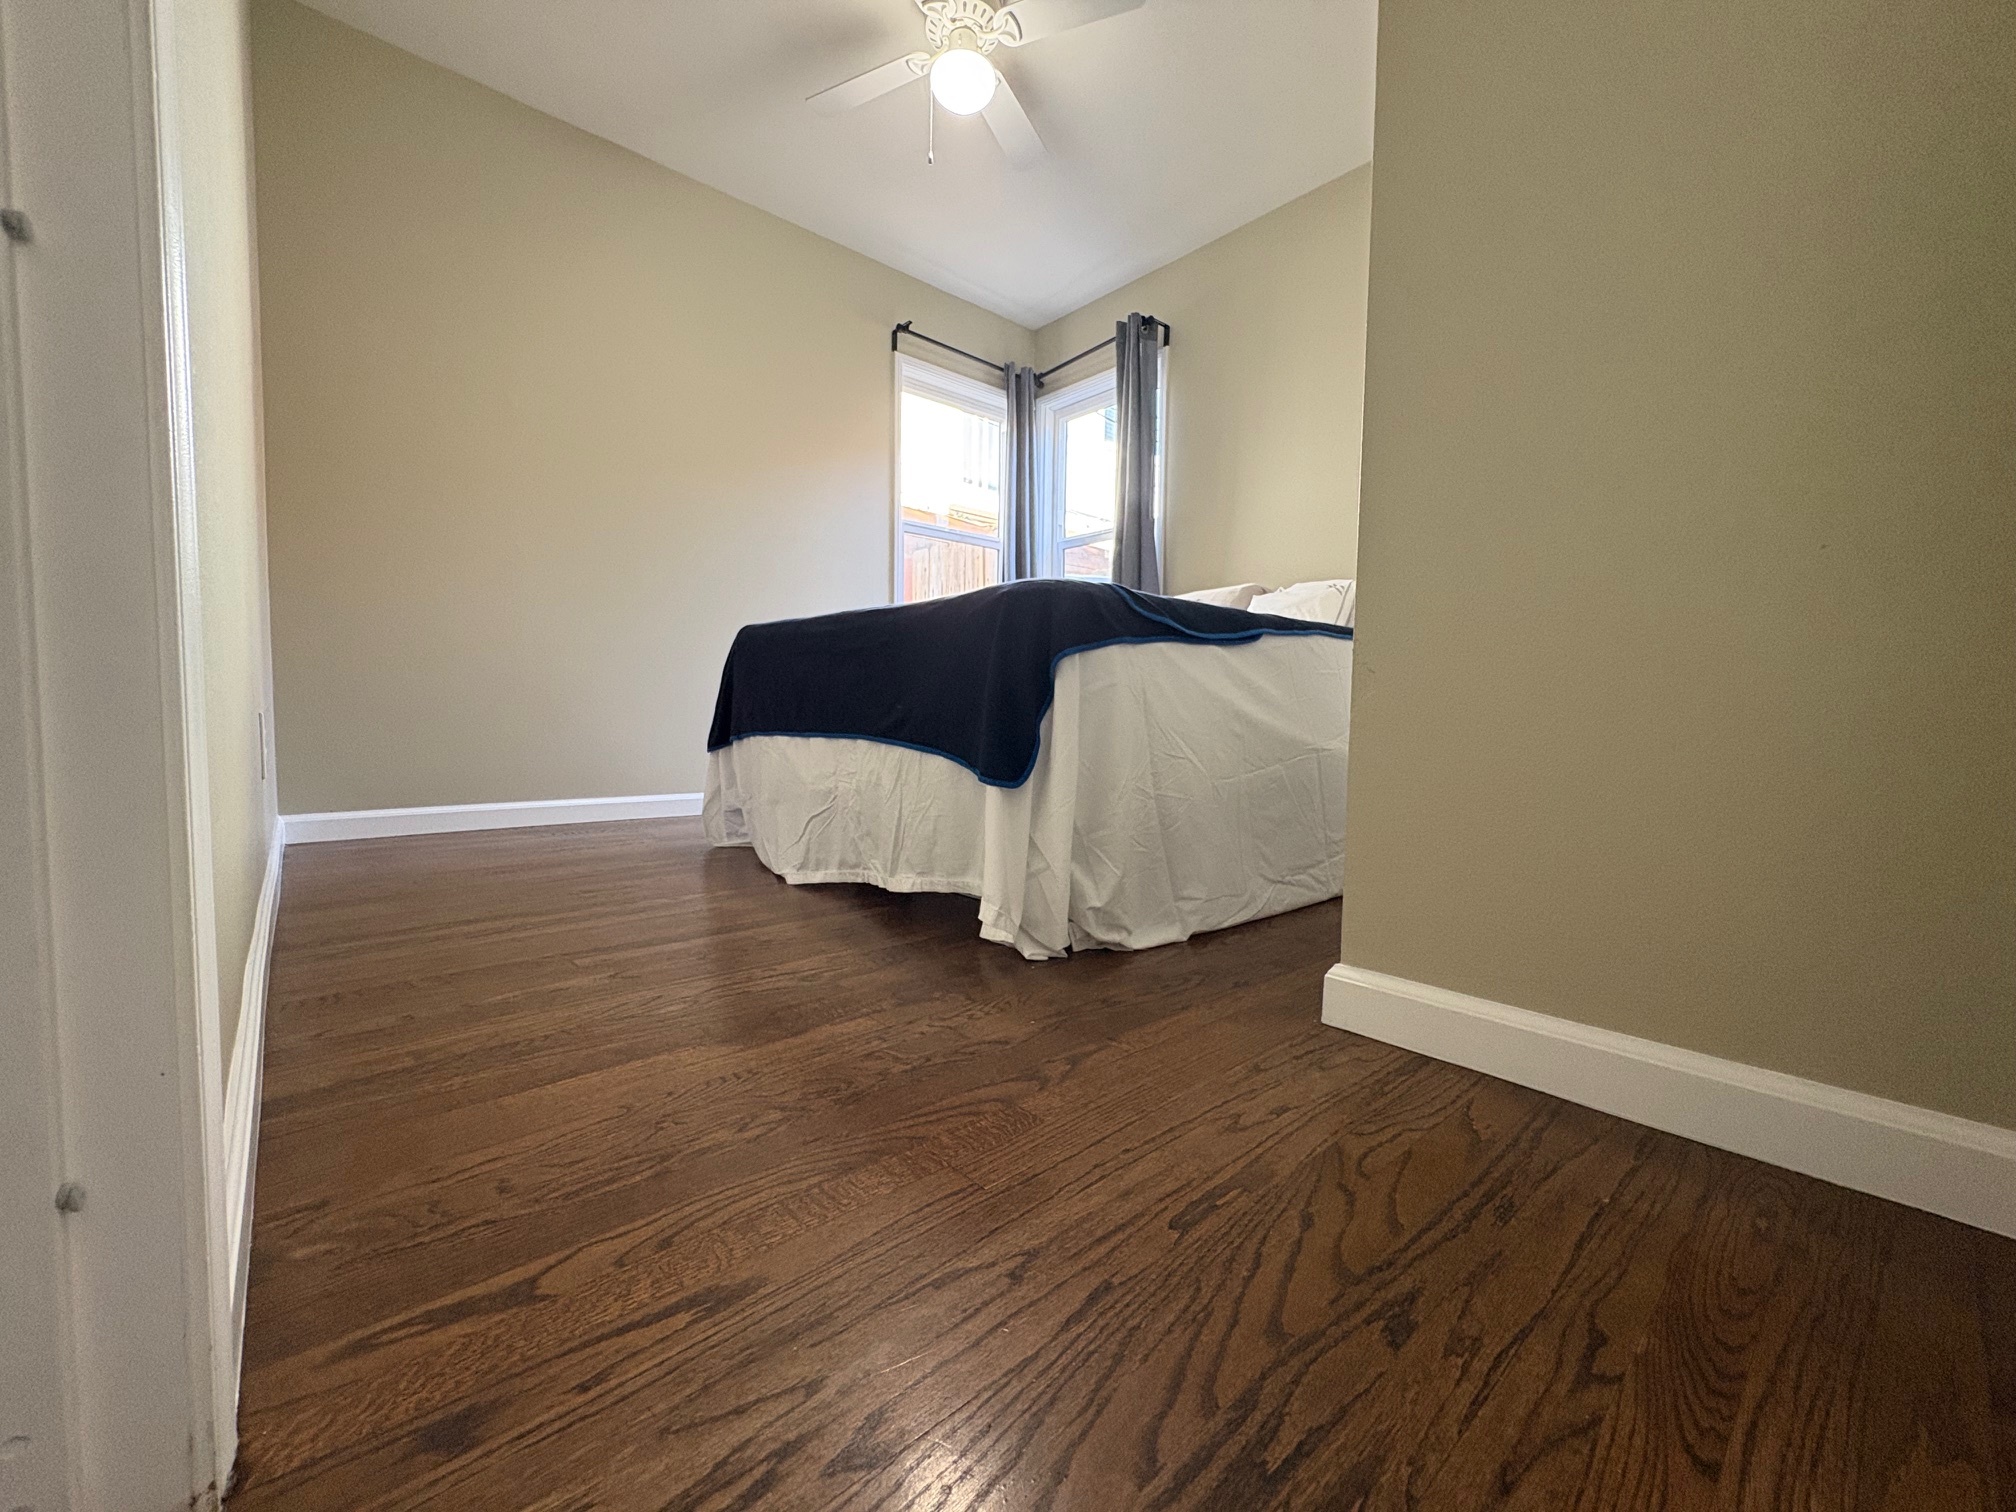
left=2, top=1, right=2011, bottom=1509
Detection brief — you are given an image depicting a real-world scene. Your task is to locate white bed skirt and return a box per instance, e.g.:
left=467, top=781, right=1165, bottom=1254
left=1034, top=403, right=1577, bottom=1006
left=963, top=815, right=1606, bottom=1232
left=704, top=635, right=1351, bottom=960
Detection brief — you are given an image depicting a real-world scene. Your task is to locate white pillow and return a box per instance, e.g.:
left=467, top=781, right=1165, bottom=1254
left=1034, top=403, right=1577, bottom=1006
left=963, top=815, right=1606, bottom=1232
left=1175, top=582, right=1271, bottom=611
left=1248, top=579, right=1356, bottom=627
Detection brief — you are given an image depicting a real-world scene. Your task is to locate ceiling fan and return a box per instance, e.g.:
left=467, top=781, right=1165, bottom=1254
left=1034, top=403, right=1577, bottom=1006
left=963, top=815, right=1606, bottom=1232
left=808, top=0, right=1146, bottom=168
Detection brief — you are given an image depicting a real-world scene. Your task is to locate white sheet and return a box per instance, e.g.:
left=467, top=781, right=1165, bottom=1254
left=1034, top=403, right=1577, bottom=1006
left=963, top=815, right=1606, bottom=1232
left=704, top=634, right=1351, bottom=960
left=1249, top=578, right=1356, bottom=628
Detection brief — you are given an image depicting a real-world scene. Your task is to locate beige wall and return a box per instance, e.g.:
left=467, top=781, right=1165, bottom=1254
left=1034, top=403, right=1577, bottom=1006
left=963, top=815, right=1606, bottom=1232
left=1034, top=168, right=1371, bottom=593
left=169, top=0, right=276, bottom=1060
left=1343, top=0, right=2015, bottom=1125
left=252, top=0, right=1031, bottom=812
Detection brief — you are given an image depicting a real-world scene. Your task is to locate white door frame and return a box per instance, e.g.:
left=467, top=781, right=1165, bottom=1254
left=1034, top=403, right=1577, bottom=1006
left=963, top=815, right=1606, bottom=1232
left=0, top=64, right=80, bottom=1504
left=0, top=1, right=230, bottom=1507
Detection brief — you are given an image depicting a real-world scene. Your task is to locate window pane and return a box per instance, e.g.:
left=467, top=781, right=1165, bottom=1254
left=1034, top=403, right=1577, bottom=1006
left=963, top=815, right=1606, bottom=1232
left=904, top=530, right=999, bottom=602
left=901, top=391, right=1002, bottom=536
left=1062, top=405, right=1118, bottom=539
left=1062, top=534, right=1113, bottom=581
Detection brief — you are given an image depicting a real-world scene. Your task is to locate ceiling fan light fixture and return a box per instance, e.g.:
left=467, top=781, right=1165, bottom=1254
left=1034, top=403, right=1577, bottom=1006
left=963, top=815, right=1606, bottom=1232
left=929, top=41, right=997, bottom=115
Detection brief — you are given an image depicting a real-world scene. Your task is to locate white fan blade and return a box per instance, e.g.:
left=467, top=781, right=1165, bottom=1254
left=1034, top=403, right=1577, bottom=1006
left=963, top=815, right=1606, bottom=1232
left=808, top=52, right=929, bottom=113
left=982, top=75, right=1046, bottom=167
left=996, top=0, right=1145, bottom=46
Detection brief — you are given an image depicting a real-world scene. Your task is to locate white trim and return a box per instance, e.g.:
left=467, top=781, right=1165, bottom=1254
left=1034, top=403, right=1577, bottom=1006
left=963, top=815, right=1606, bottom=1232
left=220, top=818, right=282, bottom=1384
left=147, top=0, right=239, bottom=1486
left=1153, top=343, right=1169, bottom=587
left=284, top=792, right=705, bottom=844
left=1322, top=963, right=2016, bottom=1240
left=890, top=352, right=903, bottom=604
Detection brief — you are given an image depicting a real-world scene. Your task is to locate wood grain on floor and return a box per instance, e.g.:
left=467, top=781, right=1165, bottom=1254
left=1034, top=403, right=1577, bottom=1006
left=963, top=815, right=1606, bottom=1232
left=230, top=819, right=2016, bottom=1511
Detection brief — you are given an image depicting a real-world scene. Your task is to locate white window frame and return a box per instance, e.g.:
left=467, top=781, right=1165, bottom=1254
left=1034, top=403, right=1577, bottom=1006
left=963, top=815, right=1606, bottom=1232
left=892, top=353, right=1008, bottom=604
left=1153, top=344, right=1170, bottom=585
left=1035, top=366, right=1120, bottom=579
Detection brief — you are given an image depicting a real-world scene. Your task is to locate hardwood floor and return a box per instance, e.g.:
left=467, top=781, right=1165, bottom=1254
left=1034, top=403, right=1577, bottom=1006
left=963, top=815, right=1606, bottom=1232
left=232, top=819, right=2016, bottom=1511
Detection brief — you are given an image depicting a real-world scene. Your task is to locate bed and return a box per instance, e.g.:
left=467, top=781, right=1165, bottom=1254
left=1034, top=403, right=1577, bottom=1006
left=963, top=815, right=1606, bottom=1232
left=703, top=578, right=1353, bottom=960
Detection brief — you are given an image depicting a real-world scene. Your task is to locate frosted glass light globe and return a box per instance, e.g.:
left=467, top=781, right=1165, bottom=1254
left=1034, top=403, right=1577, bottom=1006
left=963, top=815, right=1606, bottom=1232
left=929, top=46, right=997, bottom=115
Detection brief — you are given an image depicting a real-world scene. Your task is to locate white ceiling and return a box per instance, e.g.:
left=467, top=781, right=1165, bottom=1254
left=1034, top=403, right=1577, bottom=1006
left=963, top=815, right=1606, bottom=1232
left=297, top=0, right=1377, bottom=328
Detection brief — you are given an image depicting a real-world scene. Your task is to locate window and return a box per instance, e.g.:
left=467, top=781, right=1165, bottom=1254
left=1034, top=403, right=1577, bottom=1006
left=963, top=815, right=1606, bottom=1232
left=894, top=352, right=1161, bottom=603
left=1038, top=369, right=1120, bottom=581
left=896, top=357, right=1005, bottom=603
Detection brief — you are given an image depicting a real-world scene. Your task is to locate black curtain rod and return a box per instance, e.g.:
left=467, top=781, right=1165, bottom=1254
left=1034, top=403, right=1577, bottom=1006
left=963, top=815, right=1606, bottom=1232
left=893, top=316, right=1171, bottom=388
left=890, top=321, right=1006, bottom=375
left=1035, top=317, right=1170, bottom=385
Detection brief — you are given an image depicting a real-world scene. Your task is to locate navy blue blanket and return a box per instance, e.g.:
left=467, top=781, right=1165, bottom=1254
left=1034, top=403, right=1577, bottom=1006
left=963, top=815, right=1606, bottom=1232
left=706, top=579, right=1351, bottom=788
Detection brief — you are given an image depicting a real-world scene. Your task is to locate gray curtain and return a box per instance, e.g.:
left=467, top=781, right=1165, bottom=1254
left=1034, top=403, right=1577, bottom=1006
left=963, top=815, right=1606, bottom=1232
left=1111, top=313, right=1162, bottom=593
left=1001, top=362, right=1039, bottom=581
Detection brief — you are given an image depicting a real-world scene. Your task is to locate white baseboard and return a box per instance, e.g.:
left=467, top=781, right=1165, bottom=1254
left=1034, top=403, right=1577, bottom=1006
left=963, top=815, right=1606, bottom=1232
left=1322, top=963, right=2016, bottom=1239
left=221, top=818, right=284, bottom=1402
left=283, top=791, right=704, bottom=843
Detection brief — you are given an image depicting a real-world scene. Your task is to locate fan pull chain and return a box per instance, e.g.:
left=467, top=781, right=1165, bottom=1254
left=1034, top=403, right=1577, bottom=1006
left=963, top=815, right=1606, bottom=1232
left=926, top=85, right=935, bottom=165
